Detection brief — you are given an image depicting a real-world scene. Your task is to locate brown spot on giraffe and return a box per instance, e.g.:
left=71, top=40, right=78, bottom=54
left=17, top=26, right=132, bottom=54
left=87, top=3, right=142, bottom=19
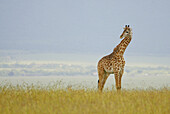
left=97, top=25, right=132, bottom=91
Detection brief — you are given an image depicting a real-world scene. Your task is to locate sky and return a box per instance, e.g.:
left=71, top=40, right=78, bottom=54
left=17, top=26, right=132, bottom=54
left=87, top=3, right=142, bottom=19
left=0, top=0, right=170, bottom=56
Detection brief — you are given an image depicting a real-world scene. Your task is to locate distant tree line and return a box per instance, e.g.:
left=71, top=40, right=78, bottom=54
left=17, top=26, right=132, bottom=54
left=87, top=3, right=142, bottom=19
left=0, top=63, right=169, bottom=76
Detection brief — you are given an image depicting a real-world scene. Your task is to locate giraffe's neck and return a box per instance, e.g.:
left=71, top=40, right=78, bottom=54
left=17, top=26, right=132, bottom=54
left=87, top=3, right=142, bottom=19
left=113, top=35, right=132, bottom=56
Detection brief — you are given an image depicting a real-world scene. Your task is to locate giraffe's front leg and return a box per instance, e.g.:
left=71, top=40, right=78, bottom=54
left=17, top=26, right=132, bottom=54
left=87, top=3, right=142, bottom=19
left=114, top=72, right=120, bottom=90
left=114, top=70, right=122, bottom=91
left=118, top=68, right=124, bottom=90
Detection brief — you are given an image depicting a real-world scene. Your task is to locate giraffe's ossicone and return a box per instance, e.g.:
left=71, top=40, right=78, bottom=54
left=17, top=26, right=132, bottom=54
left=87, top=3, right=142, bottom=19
left=97, top=25, right=132, bottom=91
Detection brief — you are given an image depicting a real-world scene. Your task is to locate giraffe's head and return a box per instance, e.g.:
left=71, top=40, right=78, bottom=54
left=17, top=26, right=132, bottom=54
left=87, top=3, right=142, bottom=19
left=120, top=25, right=132, bottom=39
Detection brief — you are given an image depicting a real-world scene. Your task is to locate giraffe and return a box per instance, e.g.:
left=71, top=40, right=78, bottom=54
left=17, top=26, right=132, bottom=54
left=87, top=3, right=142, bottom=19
left=97, top=25, right=132, bottom=91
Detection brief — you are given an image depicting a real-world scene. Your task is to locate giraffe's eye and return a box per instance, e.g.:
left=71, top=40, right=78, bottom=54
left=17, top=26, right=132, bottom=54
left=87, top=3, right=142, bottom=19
left=126, top=31, right=129, bottom=33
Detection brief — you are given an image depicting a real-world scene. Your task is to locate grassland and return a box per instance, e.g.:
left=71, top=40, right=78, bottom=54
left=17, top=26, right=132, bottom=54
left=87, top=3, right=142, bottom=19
left=0, top=84, right=169, bottom=114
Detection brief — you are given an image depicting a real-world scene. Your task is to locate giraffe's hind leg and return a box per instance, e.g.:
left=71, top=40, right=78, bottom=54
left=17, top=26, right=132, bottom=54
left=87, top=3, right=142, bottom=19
left=98, top=69, right=110, bottom=91
left=101, top=73, right=110, bottom=91
left=98, top=68, right=104, bottom=91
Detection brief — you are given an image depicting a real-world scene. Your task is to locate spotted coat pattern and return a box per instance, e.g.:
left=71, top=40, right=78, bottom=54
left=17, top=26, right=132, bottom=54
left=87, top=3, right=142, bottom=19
left=98, top=26, right=132, bottom=91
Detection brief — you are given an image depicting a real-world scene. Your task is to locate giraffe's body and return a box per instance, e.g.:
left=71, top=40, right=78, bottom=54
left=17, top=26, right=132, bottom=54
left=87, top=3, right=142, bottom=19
left=98, top=25, right=132, bottom=91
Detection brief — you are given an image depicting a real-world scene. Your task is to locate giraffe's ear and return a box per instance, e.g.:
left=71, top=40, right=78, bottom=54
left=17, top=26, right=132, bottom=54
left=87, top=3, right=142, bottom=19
left=125, top=25, right=127, bottom=27
left=128, top=25, right=130, bottom=27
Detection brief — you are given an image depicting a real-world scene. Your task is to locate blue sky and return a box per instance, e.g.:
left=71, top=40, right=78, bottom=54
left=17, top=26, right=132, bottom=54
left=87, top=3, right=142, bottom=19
left=0, top=0, right=170, bottom=55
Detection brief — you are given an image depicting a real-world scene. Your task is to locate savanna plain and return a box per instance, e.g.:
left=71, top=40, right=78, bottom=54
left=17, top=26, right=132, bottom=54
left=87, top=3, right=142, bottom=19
left=0, top=84, right=170, bottom=114
left=0, top=52, right=170, bottom=114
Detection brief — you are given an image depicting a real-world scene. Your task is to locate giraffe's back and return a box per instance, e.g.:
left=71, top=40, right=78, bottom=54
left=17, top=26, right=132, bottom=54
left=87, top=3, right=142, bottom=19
left=98, top=54, right=115, bottom=74
left=98, top=54, right=125, bottom=74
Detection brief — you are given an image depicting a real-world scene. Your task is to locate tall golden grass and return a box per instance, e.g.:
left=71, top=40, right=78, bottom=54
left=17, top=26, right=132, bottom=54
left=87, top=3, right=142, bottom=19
left=0, top=84, right=169, bottom=114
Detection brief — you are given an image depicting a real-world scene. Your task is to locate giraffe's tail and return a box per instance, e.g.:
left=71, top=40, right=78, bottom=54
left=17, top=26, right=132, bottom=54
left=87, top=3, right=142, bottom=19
left=98, top=80, right=99, bottom=89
